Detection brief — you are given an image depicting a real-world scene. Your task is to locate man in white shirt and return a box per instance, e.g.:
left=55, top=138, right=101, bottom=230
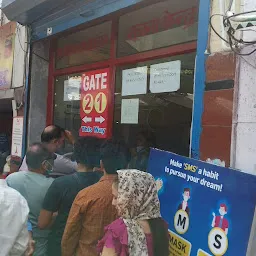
left=19, top=125, right=77, bottom=178
left=0, top=178, right=29, bottom=256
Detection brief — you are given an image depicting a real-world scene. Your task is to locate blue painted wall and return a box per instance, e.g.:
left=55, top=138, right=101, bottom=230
left=190, top=0, right=211, bottom=159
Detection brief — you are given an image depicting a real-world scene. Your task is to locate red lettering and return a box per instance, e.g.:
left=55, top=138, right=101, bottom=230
left=126, top=6, right=198, bottom=41
left=56, top=34, right=110, bottom=58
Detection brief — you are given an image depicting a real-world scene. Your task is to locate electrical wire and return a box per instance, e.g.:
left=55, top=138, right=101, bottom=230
left=210, top=14, right=229, bottom=44
left=13, top=25, right=29, bottom=110
left=16, top=24, right=49, bottom=62
left=225, top=10, right=256, bottom=20
left=210, top=10, right=256, bottom=56
left=228, top=33, right=256, bottom=55
left=227, top=0, right=234, bottom=12
left=225, top=18, right=256, bottom=44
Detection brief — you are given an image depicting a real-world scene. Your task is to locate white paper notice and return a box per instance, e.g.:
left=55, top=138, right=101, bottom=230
left=63, top=77, right=81, bottom=101
left=11, top=117, right=23, bottom=158
left=122, top=66, right=147, bottom=96
left=150, top=60, right=181, bottom=93
left=121, top=98, right=139, bottom=124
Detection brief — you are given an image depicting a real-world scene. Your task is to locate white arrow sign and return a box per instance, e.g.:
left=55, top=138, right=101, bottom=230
left=95, top=116, right=105, bottom=124
left=82, top=116, right=92, bottom=123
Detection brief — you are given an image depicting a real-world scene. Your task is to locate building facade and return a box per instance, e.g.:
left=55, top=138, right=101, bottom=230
left=0, top=9, right=28, bottom=172
left=2, top=0, right=256, bottom=175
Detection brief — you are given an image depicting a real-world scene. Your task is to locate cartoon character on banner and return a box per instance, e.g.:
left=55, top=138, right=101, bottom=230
left=178, top=188, right=191, bottom=216
left=173, top=188, right=191, bottom=235
left=208, top=203, right=230, bottom=256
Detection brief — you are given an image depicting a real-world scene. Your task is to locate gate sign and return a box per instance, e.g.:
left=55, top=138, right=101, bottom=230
left=148, top=148, right=256, bottom=256
left=80, top=68, right=112, bottom=139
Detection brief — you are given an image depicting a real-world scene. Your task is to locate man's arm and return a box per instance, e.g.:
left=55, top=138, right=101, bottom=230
left=64, top=130, right=76, bottom=145
left=39, top=180, right=61, bottom=229
left=6, top=195, right=30, bottom=255
left=26, top=230, right=35, bottom=256
left=61, top=198, right=84, bottom=256
left=38, top=210, right=56, bottom=229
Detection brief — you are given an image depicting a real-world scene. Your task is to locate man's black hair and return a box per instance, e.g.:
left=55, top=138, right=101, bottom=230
left=100, top=138, right=131, bottom=174
left=73, top=137, right=102, bottom=169
left=41, top=125, right=65, bottom=143
left=26, top=143, right=54, bottom=170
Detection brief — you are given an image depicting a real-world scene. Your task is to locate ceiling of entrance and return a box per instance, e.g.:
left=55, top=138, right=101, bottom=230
left=0, top=99, right=12, bottom=113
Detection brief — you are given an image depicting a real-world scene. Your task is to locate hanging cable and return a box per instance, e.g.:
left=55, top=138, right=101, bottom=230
left=16, top=24, right=49, bottom=62
left=228, top=32, right=256, bottom=56
left=224, top=14, right=256, bottom=44
left=210, top=8, right=256, bottom=56
left=227, top=0, right=234, bottom=12
left=210, top=14, right=229, bottom=44
left=225, top=10, right=256, bottom=21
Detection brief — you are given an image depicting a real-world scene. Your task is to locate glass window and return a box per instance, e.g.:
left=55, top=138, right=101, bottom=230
left=54, top=73, right=82, bottom=152
left=117, top=0, right=198, bottom=57
left=114, top=52, right=196, bottom=156
left=56, top=22, right=111, bottom=69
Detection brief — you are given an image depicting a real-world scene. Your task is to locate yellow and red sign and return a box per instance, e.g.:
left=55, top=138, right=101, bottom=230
left=197, top=249, right=212, bottom=256
left=79, top=68, right=112, bottom=139
left=169, top=230, right=191, bottom=256
left=0, top=22, right=16, bottom=90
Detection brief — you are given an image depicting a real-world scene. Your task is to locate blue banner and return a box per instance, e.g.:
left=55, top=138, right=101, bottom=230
left=148, top=148, right=256, bottom=256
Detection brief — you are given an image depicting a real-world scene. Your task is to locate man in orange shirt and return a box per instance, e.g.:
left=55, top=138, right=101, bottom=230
left=61, top=139, right=130, bottom=256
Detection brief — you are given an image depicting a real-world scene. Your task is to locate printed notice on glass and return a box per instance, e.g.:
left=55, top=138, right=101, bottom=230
left=150, top=60, right=181, bottom=93
left=63, top=77, right=81, bottom=101
left=121, top=98, right=139, bottom=124
left=11, top=117, right=23, bottom=158
left=122, top=66, right=147, bottom=96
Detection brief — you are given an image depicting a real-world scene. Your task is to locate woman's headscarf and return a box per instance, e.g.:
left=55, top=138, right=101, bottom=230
left=116, top=169, right=161, bottom=256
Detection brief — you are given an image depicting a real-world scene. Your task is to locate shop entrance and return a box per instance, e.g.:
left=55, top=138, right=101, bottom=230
left=50, top=0, right=198, bottom=159
left=54, top=51, right=195, bottom=157
left=0, top=99, right=12, bottom=172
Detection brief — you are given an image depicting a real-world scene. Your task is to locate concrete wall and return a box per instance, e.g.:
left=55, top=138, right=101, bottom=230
left=230, top=0, right=256, bottom=174
left=27, top=40, right=49, bottom=145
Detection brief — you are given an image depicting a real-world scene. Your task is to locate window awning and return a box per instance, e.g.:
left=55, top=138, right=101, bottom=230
left=2, top=0, right=145, bottom=41
left=1, top=0, right=73, bottom=25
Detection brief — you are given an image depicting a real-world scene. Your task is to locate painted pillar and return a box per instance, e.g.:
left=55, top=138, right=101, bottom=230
left=193, top=0, right=238, bottom=167
left=190, top=0, right=211, bottom=159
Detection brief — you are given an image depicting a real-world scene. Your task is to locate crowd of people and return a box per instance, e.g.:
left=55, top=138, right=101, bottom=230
left=0, top=125, right=169, bottom=256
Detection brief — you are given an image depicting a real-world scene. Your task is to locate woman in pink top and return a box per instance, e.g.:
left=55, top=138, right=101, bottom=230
left=97, top=170, right=169, bottom=256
